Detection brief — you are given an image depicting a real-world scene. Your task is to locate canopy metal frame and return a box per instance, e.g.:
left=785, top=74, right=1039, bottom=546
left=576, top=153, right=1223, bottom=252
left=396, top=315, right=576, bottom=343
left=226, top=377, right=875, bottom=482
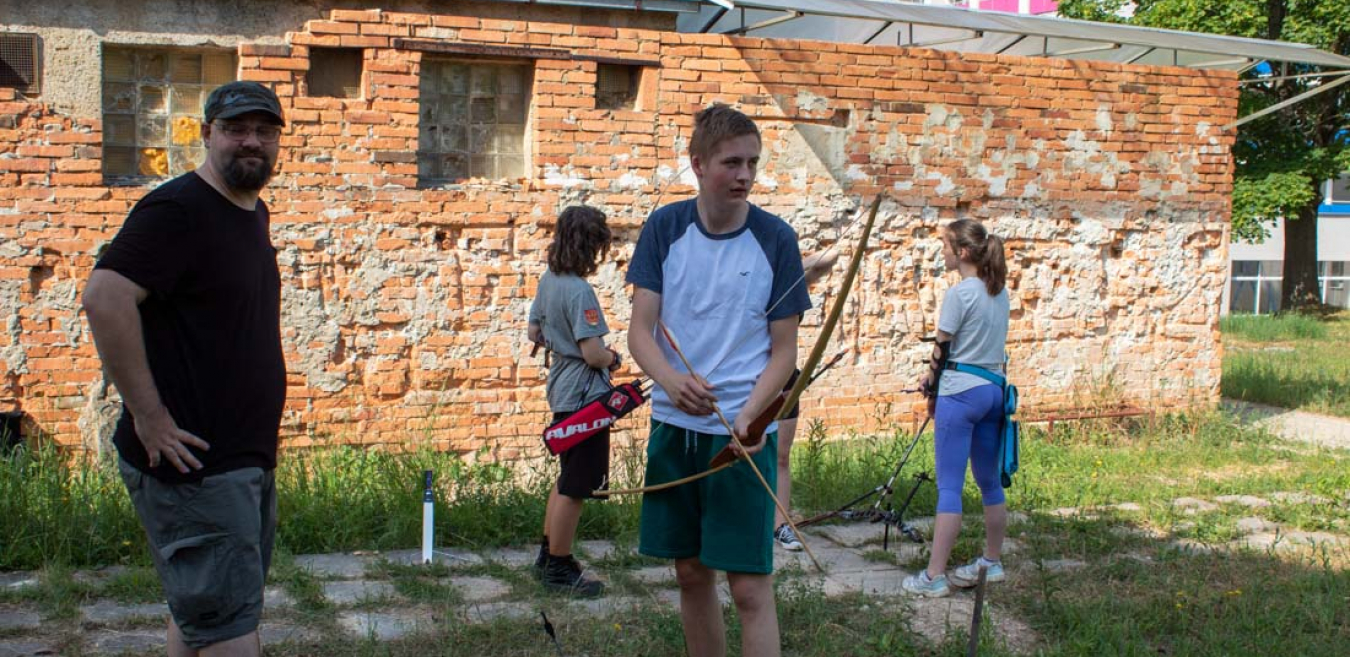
left=677, top=0, right=1350, bottom=128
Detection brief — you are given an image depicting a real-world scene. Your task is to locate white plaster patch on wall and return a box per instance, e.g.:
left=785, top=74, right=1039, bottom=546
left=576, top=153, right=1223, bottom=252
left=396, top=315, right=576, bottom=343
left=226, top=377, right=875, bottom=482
left=924, top=104, right=963, bottom=130
left=795, top=88, right=830, bottom=113
left=543, top=164, right=587, bottom=188
left=676, top=156, right=698, bottom=186
left=928, top=171, right=956, bottom=196
left=0, top=241, right=26, bottom=258
left=1095, top=106, right=1113, bottom=134
left=975, top=163, right=1007, bottom=197
left=414, top=26, right=457, bottom=39
left=893, top=180, right=915, bottom=191
left=1195, top=121, right=1218, bottom=145
left=1, top=284, right=28, bottom=374
left=845, top=164, right=869, bottom=182
left=615, top=170, right=648, bottom=190
left=1072, top=218, right=1111, bottom=245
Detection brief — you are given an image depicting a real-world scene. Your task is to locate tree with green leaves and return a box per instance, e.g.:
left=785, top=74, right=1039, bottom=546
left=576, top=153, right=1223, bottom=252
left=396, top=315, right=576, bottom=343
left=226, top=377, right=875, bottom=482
left=1058, top=0, right=1350, bottom=311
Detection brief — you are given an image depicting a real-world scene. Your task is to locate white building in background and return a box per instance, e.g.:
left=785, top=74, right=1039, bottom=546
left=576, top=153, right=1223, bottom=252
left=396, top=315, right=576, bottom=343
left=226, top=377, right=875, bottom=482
left=1225, top=175, right=1350, bottom=314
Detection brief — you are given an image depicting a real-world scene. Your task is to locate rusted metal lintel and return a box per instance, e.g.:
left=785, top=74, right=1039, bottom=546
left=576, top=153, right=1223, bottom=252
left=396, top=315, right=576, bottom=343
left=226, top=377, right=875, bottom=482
left=392, top=38, right=660, bottom=68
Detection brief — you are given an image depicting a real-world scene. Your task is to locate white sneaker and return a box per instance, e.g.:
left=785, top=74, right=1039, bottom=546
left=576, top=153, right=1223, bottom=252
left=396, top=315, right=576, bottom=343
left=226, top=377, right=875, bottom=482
left=774, top=524, right=803, bottom=551
left=948, top=557, right=1005, bottom=588
left=901, top=570, right=951, bottom=598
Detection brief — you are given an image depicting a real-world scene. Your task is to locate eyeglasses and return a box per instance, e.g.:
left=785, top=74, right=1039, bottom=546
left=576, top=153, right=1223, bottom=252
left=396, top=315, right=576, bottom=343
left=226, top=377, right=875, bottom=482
left=213, top=122, right=283, bottom=143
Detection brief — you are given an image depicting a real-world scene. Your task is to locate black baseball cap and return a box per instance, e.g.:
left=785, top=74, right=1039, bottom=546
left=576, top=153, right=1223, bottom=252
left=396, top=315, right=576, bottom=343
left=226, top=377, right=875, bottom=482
left=204, top=81, right=285, bottom=125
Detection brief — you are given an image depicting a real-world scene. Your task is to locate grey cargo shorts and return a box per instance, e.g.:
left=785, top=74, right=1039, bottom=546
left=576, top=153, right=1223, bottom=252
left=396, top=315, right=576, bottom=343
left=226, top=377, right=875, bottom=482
left=119, top=460, right=277, bottom=649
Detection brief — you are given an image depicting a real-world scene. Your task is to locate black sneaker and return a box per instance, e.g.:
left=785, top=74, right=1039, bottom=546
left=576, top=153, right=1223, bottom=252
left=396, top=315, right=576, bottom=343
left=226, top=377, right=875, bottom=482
left=542, top=554, right=604, bottom=598
left=533, top=537, right=549, bottom=581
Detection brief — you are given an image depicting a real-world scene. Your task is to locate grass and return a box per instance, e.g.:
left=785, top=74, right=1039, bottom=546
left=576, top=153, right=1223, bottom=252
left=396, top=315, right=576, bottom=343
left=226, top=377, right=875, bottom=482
left=3, top=408, right=1348, bottom=655
left=1221, top=311, right=1350, bottom=417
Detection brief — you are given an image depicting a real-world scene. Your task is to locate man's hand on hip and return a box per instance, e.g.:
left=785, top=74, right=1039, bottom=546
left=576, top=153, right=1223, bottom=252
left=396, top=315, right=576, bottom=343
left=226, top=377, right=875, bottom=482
left=134, top=409, right=210, bottom=473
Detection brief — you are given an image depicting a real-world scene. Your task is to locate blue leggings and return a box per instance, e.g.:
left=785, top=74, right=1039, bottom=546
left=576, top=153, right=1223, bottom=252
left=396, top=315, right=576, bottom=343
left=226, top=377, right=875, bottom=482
left=934, top=385, right=1006, bottom=514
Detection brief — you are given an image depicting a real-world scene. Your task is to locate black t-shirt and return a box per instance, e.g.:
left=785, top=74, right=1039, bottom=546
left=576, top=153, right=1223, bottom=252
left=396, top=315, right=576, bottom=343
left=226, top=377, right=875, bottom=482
left=96, top=172, right=286, bottom=483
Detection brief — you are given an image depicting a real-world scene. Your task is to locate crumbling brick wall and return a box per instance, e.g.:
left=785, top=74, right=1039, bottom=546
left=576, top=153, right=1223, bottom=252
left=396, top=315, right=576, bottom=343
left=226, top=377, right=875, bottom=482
left=0, top=7, right=1237, bottom=457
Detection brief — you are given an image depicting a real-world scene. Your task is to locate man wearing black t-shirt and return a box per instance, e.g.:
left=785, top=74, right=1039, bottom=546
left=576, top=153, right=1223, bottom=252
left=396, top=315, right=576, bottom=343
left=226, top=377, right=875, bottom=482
left=84, top=81, right=287, bottom=657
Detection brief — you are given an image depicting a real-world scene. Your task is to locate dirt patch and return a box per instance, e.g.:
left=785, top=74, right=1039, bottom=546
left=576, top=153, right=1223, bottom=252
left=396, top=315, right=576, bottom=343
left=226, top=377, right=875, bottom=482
left=904, top=597, right=1039, bottom=654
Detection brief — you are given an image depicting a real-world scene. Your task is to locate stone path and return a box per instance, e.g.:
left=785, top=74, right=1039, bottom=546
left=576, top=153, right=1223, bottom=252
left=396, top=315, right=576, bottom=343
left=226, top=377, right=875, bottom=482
left=1222, top=399, right=1350, bottom=450
left=0, top=522, right=1039, bottom=656
left=3, top=404, right=1346, bottom=656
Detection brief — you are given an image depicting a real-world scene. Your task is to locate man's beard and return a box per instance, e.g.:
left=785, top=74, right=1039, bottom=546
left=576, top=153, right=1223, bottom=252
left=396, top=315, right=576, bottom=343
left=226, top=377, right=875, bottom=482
left=221, top=150, right=276, bottom=191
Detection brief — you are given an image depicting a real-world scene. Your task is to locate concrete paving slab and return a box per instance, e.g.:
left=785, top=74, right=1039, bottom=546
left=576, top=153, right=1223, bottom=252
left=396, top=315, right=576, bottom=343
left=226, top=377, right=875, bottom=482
left=1237, top=530, right=1347, bottom=550
left=822, top=568, right=907, bottom=596
left=462, top=601, right=533, bottom=623
left=1269, top=491, right=1332, bottom=505
left=630, top=565, right=675, bottom=585
left=1235, top=517, right=1278, bottom=534
left=0, top=639, right=56, bottom=657
left=1215, top=495, right=1272, bottom=508
left=450, top=576, right=511, bottom=603
left=264, top=586, right=295, bottom=610
left=0, top=573, right=37, bottom=592
left=1222, top=400, right=1350, bottom=450
left=88, top=629, right=164, bottom=654
left=294, top=552, right=375, bottom=579
left=338, top=609, right=433, bottom=641
left=73, top=566, right=129, bottom=586
left=576, top=540, right=619, bottom=560
left=0, top=607, right=40, bottom=631
left=814, top=523, right=886, bottom=548
left=566, top=594, right=642, bottom=617
left=1171, top=497, right=1218, bottom=513
left=322, top=580, right=397, bottom=605
left=260, top=622, right=325, bottom=646
left=382, top=548, right=485, bottom=567
left=80, top=601, right=169, bottom=625
left=493, top=547, right=536, bottom=569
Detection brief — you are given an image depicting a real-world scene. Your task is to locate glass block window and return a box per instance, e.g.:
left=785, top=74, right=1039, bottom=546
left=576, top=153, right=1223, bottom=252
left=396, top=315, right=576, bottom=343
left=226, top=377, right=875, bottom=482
left=596, top=63, right=640, bottom=110
left=102, top=46, right=236, bottom=181
left=418, top=60, right=530, bottom=183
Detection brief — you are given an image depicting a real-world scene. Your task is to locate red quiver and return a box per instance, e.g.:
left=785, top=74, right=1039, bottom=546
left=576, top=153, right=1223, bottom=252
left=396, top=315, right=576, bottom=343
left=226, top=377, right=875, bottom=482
left=542, top=380, right=647, bottom=456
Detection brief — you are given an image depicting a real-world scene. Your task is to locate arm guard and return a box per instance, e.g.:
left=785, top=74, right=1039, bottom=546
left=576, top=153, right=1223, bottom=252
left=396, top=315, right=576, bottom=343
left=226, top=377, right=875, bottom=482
left=922, top=339, right=952, bottom=398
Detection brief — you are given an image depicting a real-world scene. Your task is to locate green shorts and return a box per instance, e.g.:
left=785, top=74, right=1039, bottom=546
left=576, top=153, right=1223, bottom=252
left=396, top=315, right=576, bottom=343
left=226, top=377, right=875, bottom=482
left=638, top=421, right=778, bottom=574
left=119, top=460, right=276, bottom=649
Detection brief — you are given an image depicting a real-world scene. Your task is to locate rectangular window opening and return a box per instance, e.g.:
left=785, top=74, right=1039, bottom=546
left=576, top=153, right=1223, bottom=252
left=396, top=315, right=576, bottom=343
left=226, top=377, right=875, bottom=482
left=0, top=33, right=42, bottom=96
left=595, top=63, right=641, bottom=111
left=418, top=59, right=531, bottom=185
left=307, top=47, right=363, bottom=99
left=101, top=45, right=236, bottom=182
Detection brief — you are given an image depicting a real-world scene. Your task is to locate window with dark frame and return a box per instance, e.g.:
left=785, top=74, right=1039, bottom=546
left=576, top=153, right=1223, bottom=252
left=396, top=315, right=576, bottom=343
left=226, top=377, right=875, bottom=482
left=418, top=59, right=531, bottom=183
left=595, top=63, right=640, bottom=110
left=307, top=47, right=363, bottom=99
left=0, top=33, right=41, bottom=96
left=1329, top=175, right=1350, bottom=204
left=101, top=46, right=236, bottom=181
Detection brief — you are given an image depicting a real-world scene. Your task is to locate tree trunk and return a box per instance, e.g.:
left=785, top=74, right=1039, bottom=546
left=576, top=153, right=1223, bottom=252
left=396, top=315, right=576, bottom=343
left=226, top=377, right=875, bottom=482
left=1280, top=185, right=1322, bottom=312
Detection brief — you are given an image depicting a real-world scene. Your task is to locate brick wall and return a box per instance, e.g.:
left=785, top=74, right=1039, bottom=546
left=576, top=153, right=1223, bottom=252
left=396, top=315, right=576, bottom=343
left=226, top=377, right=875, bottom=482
left=0, top=8, right=1238, bottom=457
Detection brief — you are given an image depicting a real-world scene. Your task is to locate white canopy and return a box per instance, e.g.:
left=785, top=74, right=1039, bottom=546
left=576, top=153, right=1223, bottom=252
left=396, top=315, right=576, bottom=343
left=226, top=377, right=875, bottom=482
left=677, top=0, right=1350, bottom=72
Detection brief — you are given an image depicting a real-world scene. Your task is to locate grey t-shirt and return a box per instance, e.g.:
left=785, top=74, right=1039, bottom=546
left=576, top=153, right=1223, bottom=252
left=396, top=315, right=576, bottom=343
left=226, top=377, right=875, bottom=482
left=936, top=276, right=1010, bottom=396
left=529, top=270, right=610, bottom=412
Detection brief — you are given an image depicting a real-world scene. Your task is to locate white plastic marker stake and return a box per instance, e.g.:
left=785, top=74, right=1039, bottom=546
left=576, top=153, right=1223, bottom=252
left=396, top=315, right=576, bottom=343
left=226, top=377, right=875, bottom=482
left=421, top=470, right=434, bottom=565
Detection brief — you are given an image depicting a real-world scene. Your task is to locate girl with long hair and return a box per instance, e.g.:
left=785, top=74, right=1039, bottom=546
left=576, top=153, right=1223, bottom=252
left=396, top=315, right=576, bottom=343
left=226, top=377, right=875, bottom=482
left=903, top=219, right=1011, bottom=598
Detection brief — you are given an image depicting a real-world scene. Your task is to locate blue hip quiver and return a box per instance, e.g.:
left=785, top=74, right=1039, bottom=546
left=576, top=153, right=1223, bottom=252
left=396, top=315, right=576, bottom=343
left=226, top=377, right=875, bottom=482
left=946, top=362, right=1020, bottom=488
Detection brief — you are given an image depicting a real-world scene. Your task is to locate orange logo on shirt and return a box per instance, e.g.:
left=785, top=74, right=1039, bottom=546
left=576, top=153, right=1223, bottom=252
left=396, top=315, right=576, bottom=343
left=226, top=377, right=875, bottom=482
left=585, top=308, right=599, bottom=326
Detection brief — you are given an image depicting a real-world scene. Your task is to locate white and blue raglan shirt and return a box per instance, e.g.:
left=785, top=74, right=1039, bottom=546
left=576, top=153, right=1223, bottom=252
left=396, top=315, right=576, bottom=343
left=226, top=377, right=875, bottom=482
left=627, top=199, right=812, bottom=435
